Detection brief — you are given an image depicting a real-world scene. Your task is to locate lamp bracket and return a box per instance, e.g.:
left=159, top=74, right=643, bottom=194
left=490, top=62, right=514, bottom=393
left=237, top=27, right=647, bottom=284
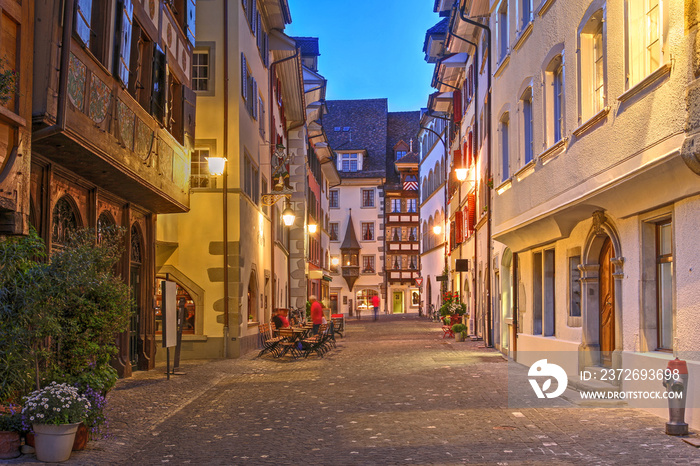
left=261, top=188, right=294, bottom=206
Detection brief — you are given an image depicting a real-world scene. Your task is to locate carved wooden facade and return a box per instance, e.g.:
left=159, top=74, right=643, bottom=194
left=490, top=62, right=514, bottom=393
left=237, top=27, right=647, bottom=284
left=31, top=0, right=196, bottom=376
left=0, top=0, right=33, bottom=235
left=385, top=162, right=421, bottom=285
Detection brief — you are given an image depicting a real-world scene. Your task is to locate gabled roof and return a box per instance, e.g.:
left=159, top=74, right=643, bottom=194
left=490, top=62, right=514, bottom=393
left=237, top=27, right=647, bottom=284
left=324, top=99, right=389, bottom=179
left=386, top=111, right=421, bottom=183
left=340, top=212, right=361, bottom=250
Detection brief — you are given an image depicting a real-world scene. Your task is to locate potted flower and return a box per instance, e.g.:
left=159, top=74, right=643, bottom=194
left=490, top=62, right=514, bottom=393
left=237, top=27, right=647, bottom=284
left=21, top=382, right=90, bottom=463
left=0, top=405, right=22, bottom=459
left=451, top=323, right=467, bottom=342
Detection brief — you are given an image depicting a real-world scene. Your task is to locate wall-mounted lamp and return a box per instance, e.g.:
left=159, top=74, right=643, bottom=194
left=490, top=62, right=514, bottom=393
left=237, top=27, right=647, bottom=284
left=331, top=256, right=339, bottom=267
left=307, top=223, right=318, bottom=234
left=455, top=167, right=468, bottom=181
left=282, top=201, right=295, bottom=226
left=206, top=157, right=227, bottom=176
left=433, top=225, right=443, bottom=235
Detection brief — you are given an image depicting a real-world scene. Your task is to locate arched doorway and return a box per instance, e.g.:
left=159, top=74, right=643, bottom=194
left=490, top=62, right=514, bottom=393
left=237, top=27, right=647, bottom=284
left=580, top=211, right=623, bottom=370
left=129, top=223, right=143, bottom=369
left=247, top=271, right=258, bottom=323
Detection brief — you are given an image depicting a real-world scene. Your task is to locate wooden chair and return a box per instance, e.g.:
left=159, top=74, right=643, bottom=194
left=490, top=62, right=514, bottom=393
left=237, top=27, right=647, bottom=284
left=257, top=323, right=283, bottom=357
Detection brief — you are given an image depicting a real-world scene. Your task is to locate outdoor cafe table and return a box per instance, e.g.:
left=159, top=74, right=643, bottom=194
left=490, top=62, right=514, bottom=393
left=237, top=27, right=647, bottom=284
left=275, top=327, right=310, bottom=358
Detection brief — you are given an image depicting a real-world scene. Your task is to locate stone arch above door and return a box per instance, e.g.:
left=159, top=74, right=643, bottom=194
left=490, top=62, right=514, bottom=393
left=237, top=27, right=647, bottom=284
left=578, top=211, right=625, bottom=374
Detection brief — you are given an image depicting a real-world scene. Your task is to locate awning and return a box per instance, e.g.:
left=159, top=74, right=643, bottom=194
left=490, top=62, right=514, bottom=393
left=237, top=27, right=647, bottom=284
left=270, top=31, right=305, bottom=128
left=433, top=53, right=467, bottom=92
left=427, top=91, right=453, bottom=115
left=322, top=275, right=333, bottom=282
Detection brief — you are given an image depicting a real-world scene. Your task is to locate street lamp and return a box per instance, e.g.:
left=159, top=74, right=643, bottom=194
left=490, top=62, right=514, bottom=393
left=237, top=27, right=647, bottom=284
left=206, top=157, right=227, bottom=176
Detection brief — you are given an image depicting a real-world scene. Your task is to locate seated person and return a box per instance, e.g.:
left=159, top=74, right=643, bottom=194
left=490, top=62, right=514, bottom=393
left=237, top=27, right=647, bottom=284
left=272, top=309, right=290, bottom=330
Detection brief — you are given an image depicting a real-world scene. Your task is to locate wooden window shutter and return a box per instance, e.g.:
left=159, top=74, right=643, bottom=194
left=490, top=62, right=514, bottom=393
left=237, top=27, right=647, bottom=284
left=468, top=131, right=473, bottom=166
left=75, top=0, right=93, bottom=46
left=252, top=78, right=258, bottom=118
left=263, top=32, right=269, bottom=67
left=467, top=193, right=476, bottom=232
left=241, top=54, right=247, bottom=100
left=453, top=88, right=462, bottom=123
left=117, top=0, right=134, bottom=87
left=242, top=0, right=248, bottom=16
left=251, top=0, right=258, bottom=36
left=151, top=44, right=167, bottom=123
left=185, top=0, right=196, bottom=46
left=463, top=140, right=469, bottom=167
left=183, top=86, right=196, bottom=139
left=453, top=149, right=462, bottom=170
left=455, top=210, right=463, bottom=243
left=450, top=220, right=456, bottom=251
left=463, top=206, right=470, bottom=238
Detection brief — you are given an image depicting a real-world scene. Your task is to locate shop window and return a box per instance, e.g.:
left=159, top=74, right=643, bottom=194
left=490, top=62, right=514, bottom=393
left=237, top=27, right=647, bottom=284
left=155, top=279, right=196, bottom=334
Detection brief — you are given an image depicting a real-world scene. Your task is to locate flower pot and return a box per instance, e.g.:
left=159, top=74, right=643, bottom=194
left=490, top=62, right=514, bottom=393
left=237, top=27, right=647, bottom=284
left=455, top=332, right=465, bottom=342
left=72, top=423, right=89, bottom=451
left=0, top=431, right=21, bottom=459
left=32, top=423, right=80, bottom=463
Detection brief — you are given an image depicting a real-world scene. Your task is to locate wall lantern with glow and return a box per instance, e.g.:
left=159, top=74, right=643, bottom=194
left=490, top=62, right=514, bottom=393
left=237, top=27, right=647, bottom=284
left=307, top=222, right=318, bottom=233
left=331, top=257, right=340, bottom=267
left=206, top=157, right=227, bottom=176
left=454, top=149, right=467, bottom=181
left=282, top=202, right=295, bottom=226
left=433, top=224, right=443, bottom=235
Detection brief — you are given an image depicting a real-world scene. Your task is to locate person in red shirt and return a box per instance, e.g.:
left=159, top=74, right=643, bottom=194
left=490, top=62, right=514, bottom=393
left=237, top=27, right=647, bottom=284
left=372, top=294, right=380, bottom=321
left=309, top=295, right=323, bottom=335
left=272, top=308, right=290, bottom=330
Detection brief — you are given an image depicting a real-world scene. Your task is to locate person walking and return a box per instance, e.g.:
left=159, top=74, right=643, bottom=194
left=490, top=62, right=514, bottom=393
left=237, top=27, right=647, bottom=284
left=372, top=294, right=380, bottom=321
left=309, top=295, right=323, bottom=335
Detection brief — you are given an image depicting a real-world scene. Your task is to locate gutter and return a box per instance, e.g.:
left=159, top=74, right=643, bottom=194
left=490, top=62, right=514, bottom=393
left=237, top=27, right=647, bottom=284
left=458, top=1, right=493, bottom=348
left=32, top=0, right=75, bottom=141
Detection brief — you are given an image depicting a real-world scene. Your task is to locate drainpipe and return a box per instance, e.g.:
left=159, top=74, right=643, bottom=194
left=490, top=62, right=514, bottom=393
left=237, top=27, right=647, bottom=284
left=33, top=0, right=75, bottom=141
left=222, top=0, right=230, bottom=358
left=458, top=2, right=493, bottom=347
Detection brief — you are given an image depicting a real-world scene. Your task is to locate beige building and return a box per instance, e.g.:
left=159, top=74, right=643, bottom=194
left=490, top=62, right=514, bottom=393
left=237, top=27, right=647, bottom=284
left=466, top=0, right=700, bottom=426
left=156, top=0, right=331, bottom=359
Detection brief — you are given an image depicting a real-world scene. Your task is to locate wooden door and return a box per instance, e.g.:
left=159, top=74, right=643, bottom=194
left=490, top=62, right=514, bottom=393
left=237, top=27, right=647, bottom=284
left=599, top=238, right=614, bottom=366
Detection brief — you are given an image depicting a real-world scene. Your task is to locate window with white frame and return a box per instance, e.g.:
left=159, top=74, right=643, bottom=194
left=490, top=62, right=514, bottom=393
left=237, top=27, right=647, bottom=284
left=361, top=222, right=374, bottom=241
left=192, top=48, right=211, bottom=92
left=500, top=113, right=510, bottom=182
left=545, top=55, right=565, bottom=146
left=362, top=255, right=375, bottom=273
left=497, top=0, right=509, bottom=62
left=361, top=189, right=375, bottom=208
left=191, top=147, right=212, bottom=188
left=521, top=88, right=534, bottom=164
left=627, top=0, right=663, bottom=88
left=580, top=11, right=605, bottom=122
left=337, top=152, right=362, bottom=172
left=329, top=190, right=339, bottom=208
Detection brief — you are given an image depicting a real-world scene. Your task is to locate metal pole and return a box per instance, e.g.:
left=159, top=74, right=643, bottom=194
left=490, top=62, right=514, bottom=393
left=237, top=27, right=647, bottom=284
left=222, top=0, right=230, bottom=358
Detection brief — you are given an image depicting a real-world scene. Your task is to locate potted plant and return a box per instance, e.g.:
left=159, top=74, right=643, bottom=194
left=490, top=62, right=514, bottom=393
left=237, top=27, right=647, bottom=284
left=451, top=323, right=467, bottom=342
left=0, top=406, right=22, bottom=459
left=21, top=382, right=90, bottom=463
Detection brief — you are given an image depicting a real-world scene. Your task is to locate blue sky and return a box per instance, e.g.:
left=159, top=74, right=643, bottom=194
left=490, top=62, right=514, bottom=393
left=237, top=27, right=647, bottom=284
left=286, top=0, right=437, bottom=113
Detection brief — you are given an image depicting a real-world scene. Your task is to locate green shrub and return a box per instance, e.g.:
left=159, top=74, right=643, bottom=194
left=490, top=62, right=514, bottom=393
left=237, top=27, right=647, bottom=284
left=451, top=323, right=466, bottom=335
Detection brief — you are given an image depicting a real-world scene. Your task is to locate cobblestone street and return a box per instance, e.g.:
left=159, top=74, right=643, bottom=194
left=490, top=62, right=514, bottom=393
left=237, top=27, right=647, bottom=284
left=9, top=315, right=699, bottom=465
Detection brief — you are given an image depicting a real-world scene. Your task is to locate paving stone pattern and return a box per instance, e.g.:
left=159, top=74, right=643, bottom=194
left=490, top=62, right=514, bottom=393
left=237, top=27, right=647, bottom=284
left=8, top=315, right=699, bottom=465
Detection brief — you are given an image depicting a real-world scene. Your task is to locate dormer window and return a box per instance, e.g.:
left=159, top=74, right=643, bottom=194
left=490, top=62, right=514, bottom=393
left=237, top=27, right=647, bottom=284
left=395, top=150, right=407, bottom=161
left=336, top=152, right=364, bottom=172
